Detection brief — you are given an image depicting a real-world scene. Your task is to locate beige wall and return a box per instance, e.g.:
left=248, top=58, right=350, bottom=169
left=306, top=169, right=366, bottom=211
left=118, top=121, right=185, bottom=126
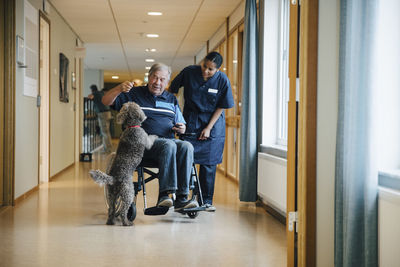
left=14, top=0, right=82, bottom=198
left=316, top=0, right=340, bottom=266
left=48, top=3, right=79, bottom=177
left=14, top=0, right=41, bottom=198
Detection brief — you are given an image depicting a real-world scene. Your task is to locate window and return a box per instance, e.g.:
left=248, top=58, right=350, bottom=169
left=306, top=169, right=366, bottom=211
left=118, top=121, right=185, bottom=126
left=261, top=0, right=290, bottom=153
left=276, top=0, right=290, bottom=146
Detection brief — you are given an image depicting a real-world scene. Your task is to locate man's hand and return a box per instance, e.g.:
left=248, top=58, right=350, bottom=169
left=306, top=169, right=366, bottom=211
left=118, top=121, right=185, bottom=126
left=102, top=81, right=133, bottom=106
left=120, top=81, right=134, bottom=93
left=172, top=123, right=186, bottom=134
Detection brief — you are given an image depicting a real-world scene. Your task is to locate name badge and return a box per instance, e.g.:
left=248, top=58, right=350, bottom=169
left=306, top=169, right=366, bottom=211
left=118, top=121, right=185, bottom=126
left=208, top=88, right=218, bottom=94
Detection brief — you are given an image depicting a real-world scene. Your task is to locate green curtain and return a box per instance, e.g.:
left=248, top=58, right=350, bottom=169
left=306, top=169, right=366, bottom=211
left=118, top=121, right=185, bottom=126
left=239, top=0, right=259, bottom=202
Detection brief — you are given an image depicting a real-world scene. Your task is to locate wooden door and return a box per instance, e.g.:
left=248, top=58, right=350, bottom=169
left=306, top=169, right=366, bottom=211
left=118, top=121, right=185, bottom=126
left=217, top=24, right=244, bottom=183
left=216, top=40, right=228, bottom=175
left=287, top=1, right=318, bottom=266
left=2, top=0, right=16, bottom=206
left=297, top=0, right=318, bottom=266
left=0, top=0, right=4, bottom=205
left=286, top=1, right=299, bottom=265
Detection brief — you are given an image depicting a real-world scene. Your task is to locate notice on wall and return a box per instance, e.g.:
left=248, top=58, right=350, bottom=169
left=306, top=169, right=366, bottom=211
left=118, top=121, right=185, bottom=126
left=23, top=0, right=38, bottom=98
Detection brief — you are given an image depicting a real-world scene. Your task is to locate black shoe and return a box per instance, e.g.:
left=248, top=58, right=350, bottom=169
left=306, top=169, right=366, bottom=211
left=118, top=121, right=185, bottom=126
left=157, top=195, right=173, bottom=208
left=174, top=196, right=199, bottom=211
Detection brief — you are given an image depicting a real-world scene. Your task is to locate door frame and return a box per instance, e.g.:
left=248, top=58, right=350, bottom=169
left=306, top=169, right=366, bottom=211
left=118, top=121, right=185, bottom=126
left=2, top=0, right=16, bottom=206
left=0, top=0, right=4, bottom=206
left=297, top=0, right=318, bottom=266
left=287, top=0, right=318, bottom=266
left=38, top=11, right=50, bottom=184
left=287, top=1, right=299, bottom=265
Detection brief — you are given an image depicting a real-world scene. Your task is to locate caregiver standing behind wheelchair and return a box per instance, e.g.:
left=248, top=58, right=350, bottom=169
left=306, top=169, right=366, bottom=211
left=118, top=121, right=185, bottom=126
left=102, top=63, right=198, bottom=212
left=169, top=51, right=234, bottom=212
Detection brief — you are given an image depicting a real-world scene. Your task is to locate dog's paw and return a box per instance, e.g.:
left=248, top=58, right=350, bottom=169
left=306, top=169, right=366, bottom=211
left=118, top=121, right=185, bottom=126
left=106, top=218, right=115, bottom=225
left=122, top=220, right=134, bottom=226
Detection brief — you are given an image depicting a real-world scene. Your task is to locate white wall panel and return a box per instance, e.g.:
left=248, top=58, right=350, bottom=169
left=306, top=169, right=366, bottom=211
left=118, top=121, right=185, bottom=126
left=379, top=188, right=400, bottom=267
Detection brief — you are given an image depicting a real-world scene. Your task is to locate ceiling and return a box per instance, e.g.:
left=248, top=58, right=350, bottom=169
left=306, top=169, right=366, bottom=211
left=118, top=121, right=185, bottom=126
left=49, top=0, right=243, bottom=82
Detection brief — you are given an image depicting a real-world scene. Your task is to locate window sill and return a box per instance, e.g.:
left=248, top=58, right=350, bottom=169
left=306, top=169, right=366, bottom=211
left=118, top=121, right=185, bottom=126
left=378, top=170, right=400, bottom=191
left=260, top=144, right=287, bottom=159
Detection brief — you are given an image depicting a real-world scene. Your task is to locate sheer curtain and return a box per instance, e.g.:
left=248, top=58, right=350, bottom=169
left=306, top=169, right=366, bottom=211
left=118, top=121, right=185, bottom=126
left=334, top=0, right=400, bottom=266
left=239, top=0, right=259, bottom=201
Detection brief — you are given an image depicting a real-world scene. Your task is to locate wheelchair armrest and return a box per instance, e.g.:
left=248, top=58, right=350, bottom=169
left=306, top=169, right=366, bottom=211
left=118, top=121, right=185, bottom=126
left=138, top=158, right=159, bottom=168
left=177, top=132, right=197, bottom=140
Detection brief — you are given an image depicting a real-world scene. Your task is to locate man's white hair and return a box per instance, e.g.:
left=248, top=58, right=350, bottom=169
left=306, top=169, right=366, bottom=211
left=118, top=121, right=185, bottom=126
left=149, top=63, right=171, bottom=80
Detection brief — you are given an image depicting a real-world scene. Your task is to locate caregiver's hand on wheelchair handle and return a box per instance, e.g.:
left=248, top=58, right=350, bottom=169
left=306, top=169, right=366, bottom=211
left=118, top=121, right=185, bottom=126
left=199, top=127, right=211, bottom=140
left=172, top=123, right=186, bottom=134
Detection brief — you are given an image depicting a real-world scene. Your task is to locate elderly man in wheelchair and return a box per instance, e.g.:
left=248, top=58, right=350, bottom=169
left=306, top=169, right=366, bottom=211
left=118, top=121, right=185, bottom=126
left=102, top=63, right=202, bottom=220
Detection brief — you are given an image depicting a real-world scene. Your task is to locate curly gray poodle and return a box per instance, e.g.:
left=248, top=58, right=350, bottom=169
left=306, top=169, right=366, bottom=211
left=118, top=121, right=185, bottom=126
left=89, top=102, right=157, bottom=226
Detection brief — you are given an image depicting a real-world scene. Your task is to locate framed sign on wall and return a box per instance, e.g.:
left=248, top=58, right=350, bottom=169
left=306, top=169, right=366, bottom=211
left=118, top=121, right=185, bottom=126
left=59, top=53, right=69, bottom=102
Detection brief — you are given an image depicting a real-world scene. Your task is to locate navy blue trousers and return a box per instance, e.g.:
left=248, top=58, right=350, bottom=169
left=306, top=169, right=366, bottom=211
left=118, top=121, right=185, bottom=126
left=198, top=164, right=217, bottom=205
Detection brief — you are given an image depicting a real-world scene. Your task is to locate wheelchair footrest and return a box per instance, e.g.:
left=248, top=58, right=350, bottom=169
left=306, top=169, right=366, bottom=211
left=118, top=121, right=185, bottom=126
left=144, top=206, right=170, bottom=216
left=181, top=206, right=206, bottom=213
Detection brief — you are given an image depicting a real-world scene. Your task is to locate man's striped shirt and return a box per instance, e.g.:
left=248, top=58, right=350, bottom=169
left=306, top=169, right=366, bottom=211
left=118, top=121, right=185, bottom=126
left=111, top=86, right=185, bottom=138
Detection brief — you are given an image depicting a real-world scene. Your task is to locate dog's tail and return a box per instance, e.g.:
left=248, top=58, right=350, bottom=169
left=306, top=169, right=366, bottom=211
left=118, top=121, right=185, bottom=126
left=105, top=152, right=116, bottom=174
left=89, top=170, right=114, bottom=186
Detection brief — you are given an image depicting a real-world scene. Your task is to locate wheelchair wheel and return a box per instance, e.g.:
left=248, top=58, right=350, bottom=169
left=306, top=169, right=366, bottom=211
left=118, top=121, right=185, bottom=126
left=187, top=211, right=198, bottom=219
left=127, top=202, right=137, bottom=222
left=104, top=185, right=123, bottom=217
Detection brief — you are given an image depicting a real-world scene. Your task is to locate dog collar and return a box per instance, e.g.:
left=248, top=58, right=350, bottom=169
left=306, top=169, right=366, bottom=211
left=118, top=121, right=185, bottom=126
left=128, top=125, right=140, bottom=128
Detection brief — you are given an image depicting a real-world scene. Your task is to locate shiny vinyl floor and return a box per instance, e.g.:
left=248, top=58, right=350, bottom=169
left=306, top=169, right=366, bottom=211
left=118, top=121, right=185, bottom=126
left=0, top=151, right=287, bottom=267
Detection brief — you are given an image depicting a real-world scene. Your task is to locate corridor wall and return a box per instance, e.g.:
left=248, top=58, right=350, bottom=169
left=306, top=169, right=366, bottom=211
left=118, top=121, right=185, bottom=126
left=14, top=0, right=82, bottom=197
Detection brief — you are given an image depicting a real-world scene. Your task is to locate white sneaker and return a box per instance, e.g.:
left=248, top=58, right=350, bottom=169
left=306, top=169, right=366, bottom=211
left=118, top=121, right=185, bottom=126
left=157, top=195, right=173, bottom=208
left=174, top=198, right=199, bottom=211
left=204, top=204, right=216, bottom=212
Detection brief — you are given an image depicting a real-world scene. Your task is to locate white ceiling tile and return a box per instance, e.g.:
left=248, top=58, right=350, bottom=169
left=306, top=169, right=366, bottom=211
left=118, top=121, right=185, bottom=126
left=49, top=0, right=243, bottom=81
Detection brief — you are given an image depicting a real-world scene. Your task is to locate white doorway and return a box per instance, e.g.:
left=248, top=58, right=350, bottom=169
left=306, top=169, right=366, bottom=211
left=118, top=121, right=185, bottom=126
left=39, top=13, right=50, bottom=183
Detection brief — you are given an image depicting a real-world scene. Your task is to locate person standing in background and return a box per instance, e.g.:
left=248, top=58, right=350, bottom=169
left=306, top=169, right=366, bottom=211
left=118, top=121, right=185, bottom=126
left=169, top=51, right=234, bottom=211
left=88, top=84, right=113, bottom=154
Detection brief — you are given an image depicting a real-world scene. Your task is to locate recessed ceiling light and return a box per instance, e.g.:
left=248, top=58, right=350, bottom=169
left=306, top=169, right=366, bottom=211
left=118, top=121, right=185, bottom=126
left=146, top=34, right=159, bottom=38
left=111, top=75, right=119, bottom=79
left=145, top=73, right=149, bottom=76
left=147, top=12, right=162, bottom=16
left=145, top=59, right=155, bottom=62
left=145, top=48, right=157, bottom=52
left=145, top=66, right=151, bottom=70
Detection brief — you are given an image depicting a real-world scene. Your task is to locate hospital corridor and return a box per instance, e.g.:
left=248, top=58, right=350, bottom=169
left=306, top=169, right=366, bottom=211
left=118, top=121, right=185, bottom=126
left=0, top=150, right=286, bottom=267
left=1, top=0, right=400, bottom=266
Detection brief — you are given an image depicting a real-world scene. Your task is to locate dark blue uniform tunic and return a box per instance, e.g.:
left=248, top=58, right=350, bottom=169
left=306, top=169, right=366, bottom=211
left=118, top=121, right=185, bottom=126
left=170, top=65, right=234, bottom=165
left=111, top=85, right=185, bottom=138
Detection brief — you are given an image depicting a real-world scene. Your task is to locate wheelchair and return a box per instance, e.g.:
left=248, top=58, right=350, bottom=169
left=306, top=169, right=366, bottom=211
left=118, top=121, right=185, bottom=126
left=104, top=135, right=206, bottom=222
